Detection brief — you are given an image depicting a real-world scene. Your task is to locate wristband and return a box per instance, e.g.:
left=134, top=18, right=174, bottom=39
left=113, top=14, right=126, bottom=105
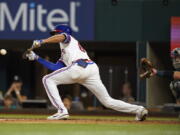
left=39, top=39, right=44, bottom=45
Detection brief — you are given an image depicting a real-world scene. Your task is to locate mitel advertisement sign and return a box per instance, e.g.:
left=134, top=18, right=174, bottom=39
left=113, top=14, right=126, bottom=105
left=0, top=0, right=95, bottom=40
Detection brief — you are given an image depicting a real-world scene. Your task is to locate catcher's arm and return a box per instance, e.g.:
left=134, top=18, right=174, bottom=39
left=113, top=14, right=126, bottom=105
left=139, top=58, right=180, bottom=80
left=154, top=70, right=179, bottom=80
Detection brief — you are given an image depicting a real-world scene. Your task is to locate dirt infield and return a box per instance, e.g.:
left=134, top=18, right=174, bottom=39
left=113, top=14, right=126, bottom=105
left=0, top=118, right=179, bottom=125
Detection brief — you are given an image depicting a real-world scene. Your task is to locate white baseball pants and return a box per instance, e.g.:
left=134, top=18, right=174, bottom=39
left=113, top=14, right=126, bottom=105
left=42, top=63, right=144, bottom=114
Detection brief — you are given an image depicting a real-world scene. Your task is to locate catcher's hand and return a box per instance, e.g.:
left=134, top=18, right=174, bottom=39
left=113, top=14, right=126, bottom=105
left=140, top=58, right=154, bottom=79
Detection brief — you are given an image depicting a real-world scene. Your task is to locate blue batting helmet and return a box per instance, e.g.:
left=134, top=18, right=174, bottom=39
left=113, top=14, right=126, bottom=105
left=50, top=24, right=72, bottom=35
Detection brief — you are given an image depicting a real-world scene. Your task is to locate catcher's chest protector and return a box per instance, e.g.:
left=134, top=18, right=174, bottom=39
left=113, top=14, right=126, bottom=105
left=170, top=80, right=180, bottom=100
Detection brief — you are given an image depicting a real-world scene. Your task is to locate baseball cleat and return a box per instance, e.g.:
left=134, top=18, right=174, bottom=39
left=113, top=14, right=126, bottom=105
left=135, top=108, right=148, bottom=121
left=47, top=112, right=69, bottom=120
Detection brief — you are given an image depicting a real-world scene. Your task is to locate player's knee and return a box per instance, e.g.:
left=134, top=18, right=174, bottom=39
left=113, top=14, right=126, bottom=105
left=102, top=97, right=114, bottom=108
left=42, top=75, right=52, bottom=85
left=42, top=75, right=47, bottom=85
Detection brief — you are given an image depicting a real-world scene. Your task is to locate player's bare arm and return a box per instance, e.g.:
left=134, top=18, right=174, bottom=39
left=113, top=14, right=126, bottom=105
left=174, top=71, right=180, bottom=80
left=31, top=34, right=66, bottom=49
left=43, top=34, right=66, bottom=44
left=31, top=25, right=71, bottom=49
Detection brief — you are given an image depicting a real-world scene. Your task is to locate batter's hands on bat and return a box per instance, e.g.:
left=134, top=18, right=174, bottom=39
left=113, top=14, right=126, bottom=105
left=32, top=40, right=43, bottom=49
left=26, top=51, right=39, bottom=61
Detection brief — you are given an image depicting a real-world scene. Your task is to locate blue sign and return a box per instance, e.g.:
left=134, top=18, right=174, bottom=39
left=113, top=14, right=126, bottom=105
left=0, top=0, right=95, bottom=40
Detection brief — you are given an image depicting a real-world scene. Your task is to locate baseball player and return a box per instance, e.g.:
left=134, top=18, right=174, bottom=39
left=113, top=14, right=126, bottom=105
left=26, top=24, right=148, bottom=120
left=151, top=48, right=180, bottom=104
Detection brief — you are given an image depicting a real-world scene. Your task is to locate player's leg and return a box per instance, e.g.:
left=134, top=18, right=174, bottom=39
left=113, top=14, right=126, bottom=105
left=42, top=63, right=78, bottom=119
left=81, top=64, right=147, bottom=120
left=82, top=79, right=144, bottom=113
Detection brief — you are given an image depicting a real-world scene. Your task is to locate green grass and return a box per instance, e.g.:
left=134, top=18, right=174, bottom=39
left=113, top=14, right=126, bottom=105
left=0, top=123, right=179, bottom=135
left=0, top=114, right=179, bottom=135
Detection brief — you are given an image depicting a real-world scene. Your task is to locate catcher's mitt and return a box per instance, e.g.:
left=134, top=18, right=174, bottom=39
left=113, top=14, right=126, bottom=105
left=140, top=58, right=154, bottom=79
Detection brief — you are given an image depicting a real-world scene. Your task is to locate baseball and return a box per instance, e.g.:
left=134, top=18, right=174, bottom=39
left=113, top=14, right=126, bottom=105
left=0, top=49, right=7, bottom=55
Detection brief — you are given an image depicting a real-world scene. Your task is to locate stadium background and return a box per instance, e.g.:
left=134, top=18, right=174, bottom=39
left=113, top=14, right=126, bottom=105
left=0, top=0, right=180, bottom=135
left=0, top=0, right=179, bottom=107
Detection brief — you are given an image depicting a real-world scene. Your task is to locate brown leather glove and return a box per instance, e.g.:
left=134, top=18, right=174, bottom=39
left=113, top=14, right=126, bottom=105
left=140, top=58, right=154, bottom=79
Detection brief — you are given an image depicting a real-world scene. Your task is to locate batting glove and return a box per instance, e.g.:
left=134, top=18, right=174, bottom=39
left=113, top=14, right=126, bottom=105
left=32, top=40, right=43, bottom=49
left=26, top=51, right=39, bottom=61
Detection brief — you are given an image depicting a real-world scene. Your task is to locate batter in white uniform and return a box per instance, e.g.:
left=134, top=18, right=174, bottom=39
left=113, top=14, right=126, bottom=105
left=26, top=24, right=148, bottom=121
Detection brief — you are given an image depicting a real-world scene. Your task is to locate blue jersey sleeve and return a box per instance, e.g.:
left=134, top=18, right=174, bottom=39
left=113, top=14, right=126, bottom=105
left=36, top=57, right=66, bottom=71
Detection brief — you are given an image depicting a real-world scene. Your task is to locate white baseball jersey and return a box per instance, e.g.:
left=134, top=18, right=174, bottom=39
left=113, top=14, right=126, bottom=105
left=59, top=34, right=90, bottom=66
